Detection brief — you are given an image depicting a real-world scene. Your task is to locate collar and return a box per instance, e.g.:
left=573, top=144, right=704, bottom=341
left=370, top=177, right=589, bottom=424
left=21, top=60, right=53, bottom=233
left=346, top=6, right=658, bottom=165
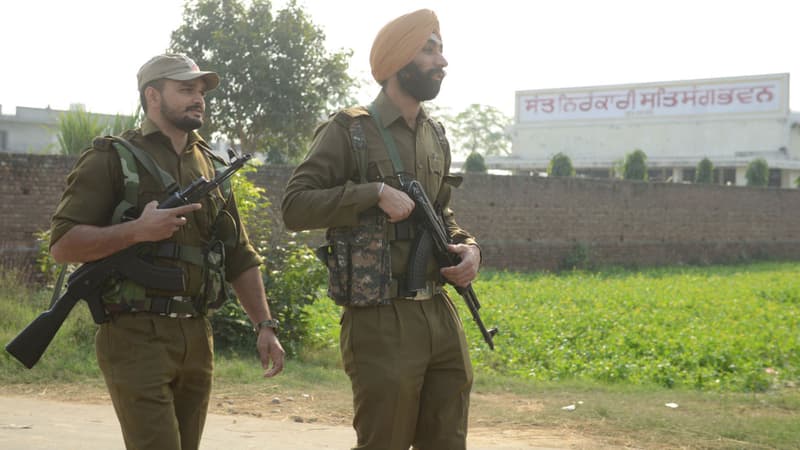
left=371, top=90, right=429, bottom=129
left=141, top=117, right=204, bottom=150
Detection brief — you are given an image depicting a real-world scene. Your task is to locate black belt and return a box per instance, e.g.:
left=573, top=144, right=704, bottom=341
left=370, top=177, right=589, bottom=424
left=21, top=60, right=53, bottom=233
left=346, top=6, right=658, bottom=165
left=106, top=296, right=201, bottom=318
left=391, top=276, right=442, bottom=301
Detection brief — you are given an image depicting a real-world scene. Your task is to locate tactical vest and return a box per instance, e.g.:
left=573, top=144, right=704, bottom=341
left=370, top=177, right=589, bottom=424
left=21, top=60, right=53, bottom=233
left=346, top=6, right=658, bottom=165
left=316, top=107, right=453, bottom=307
left=98, top=135, right=233, bottom=317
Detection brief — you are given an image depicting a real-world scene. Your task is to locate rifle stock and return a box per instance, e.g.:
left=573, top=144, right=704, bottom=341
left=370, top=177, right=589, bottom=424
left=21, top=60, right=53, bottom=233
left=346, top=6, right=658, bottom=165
left=401, top=177, right=498, bottom=349
left=5, top=152, right=252, bottom=368
left=5, top=291, right=81, bottom=369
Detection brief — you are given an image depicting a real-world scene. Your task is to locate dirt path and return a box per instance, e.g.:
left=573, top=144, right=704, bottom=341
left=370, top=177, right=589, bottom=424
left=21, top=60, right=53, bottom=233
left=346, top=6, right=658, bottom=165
left=0, top=396, right=603, bottom=450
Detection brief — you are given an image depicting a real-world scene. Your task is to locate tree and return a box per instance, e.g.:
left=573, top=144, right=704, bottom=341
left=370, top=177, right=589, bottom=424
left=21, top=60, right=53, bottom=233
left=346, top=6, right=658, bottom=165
left=622, top=149, right=648, bottom=181
left=745, top=158, right=769, bottom=187
left=548, top=152, right=574, bottom=177
left=463, top=151, right=487, bottom=173
left=695, top=157, right=714, bottom=184
left=170, top=0, right=355, bottom=163
left=448, top=104, right=511, bottom=157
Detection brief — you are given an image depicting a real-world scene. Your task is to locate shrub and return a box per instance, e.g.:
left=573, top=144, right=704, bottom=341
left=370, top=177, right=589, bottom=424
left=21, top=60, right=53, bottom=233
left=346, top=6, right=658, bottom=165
left=55, top=107, right=140, bottom=156
left=695, top=158, right=714, bottom=184
left=463, top=151, right=487, bottom=173
left=259, top=237, right=327, bottom=356
left=623, top=149, right=648, bottom=181
left=560, top=242, right=591, bottom=270
left=211, top=163, right=326, bottom=356
left=548, top=152, right=575, bottom=177
left=745, top=158, right=769, bottom=187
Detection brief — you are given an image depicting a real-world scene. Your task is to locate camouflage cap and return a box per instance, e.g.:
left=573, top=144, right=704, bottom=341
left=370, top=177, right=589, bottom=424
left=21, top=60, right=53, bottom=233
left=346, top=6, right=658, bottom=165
left=137, top=54, right=220, bottom=92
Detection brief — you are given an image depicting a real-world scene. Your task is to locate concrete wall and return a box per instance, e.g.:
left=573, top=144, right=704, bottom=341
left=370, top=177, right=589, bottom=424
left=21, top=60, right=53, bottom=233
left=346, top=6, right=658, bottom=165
left=2, top=153, right=799, bottom=272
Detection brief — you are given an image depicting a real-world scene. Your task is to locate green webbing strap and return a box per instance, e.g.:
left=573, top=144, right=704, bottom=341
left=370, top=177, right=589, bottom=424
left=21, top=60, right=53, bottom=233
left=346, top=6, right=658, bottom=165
left=111, top=143, right=140, bottom=224
left=112, top=137, right=178, bottom=194
left=110, top=136, right=179, bottom=224
left=367, top=103, right=405, bottom=173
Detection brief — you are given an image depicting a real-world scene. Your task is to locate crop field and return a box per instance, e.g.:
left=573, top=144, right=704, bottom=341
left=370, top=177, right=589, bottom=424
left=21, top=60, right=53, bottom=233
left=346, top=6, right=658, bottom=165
left=307, top=261, right=800, bottom=392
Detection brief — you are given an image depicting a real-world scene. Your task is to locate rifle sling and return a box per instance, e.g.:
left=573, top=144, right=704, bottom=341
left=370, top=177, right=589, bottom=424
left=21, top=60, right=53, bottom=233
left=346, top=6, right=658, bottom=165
left=48, top=264, right=68, bottom=308
left=367, top=103, right=405, bottom=173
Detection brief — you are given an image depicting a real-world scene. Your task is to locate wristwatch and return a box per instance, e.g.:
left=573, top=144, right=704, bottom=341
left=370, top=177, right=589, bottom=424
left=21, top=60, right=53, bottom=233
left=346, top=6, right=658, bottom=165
left=255, top=319, right=279, bottom=334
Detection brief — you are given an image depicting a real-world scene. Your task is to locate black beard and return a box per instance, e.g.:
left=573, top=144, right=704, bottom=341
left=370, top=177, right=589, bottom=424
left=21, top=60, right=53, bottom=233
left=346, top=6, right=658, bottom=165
left=161, top=103, right=203, bottom=131
left=397, top=62, right=443, bottom=102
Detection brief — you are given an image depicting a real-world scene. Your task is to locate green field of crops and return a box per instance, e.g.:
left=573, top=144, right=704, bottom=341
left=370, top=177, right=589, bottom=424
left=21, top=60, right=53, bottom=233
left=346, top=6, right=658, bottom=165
left=3, top=261, right=799, bottom=393
left=306, top=261, right=800, bottom=392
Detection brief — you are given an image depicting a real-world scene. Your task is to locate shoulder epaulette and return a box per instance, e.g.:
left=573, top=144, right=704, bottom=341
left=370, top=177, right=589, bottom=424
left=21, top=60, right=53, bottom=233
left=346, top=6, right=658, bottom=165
left=333, top=106, right=369, bottom=128
left=92, top=136, right=115, bottom=152
left=121, top=129, right=138, bottom=140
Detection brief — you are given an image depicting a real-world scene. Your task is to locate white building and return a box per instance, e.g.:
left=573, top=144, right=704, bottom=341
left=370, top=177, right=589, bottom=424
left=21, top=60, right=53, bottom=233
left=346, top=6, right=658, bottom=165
left=494, top=73, right=800, bottom=187
left=0, top=104, right=126, bottom=154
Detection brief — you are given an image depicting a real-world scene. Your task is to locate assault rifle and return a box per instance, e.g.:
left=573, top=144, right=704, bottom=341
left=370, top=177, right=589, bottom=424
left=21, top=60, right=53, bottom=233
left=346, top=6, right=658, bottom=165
left=5, top=152, right=252, bottom=369
left=400, top=175, right=498, bottom=349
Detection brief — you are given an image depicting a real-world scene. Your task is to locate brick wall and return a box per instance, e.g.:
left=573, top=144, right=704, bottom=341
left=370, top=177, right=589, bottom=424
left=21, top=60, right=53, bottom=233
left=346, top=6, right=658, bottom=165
left=2, top=153, right=799, bottom=271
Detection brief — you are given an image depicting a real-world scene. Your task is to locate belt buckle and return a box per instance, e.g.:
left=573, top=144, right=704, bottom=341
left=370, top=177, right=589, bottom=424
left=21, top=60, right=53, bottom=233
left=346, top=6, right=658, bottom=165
left=164, top=296, right=195, bottom=319
left=409, top=282, right=435, bottom=301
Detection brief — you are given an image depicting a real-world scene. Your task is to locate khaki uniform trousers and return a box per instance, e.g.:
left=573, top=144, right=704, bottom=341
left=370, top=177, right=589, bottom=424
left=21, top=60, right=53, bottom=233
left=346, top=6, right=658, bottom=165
left=341, top=293, right=473, bottom=450
left=96, top=313, right=214, bottom=450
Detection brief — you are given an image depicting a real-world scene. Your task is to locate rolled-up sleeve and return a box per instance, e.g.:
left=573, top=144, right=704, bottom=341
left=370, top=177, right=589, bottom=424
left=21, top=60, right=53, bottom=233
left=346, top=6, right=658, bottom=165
left=50, top=149, right=120, bottom=247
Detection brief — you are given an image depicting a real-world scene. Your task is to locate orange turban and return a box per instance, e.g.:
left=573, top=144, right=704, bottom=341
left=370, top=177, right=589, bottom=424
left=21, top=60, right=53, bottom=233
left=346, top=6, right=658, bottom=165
left=370, top=9, right=440, bottom=83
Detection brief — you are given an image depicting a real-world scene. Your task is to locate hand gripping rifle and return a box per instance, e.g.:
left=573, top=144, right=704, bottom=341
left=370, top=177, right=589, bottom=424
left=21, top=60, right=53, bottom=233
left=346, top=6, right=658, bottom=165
left=5, top=152, right=252, bottom=369
left=399, top=175, right=498, bottom=349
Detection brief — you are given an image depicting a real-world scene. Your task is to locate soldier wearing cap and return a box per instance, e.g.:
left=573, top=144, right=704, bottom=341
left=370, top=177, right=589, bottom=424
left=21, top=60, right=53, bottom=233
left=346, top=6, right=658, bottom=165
left=282, top=9, right=479, bottom=450
left=50, top=53, right=285, bottom=450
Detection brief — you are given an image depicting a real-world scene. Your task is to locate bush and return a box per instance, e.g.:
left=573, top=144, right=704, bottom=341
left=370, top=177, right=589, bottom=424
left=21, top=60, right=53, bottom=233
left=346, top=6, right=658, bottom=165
left=260, top=237, right=327, bottom=356
left=560, top=242, right=591, bottom=270
left=622, top=149, right=648, bottom=181
left=745, top=158, right=769, bottom=187
left=695, top=158, right=714, bottom=184
left=55, top=107, right=140, bottom=156
left=211, top=163, right=326, bottom=356
left=548, top=152, right=575, bottom=177
left=463, top=151, right=487, bottom=173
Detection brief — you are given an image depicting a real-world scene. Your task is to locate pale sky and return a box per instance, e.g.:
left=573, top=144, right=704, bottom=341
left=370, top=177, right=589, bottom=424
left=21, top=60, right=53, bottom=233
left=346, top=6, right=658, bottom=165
left=2, top=0, right=799, bottom=119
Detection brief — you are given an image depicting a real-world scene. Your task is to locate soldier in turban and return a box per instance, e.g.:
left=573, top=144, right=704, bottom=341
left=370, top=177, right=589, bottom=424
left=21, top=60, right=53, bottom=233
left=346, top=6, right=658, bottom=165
left=282, top=9, right=480, bottom=450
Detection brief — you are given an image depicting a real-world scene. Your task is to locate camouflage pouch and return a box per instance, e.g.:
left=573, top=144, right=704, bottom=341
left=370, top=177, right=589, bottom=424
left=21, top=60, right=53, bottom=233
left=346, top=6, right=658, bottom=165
left=100, top=276, right=146, bottom=311
left=316, top=213, right=391, bottom=306
left=201, top=240, right=229, bottom=312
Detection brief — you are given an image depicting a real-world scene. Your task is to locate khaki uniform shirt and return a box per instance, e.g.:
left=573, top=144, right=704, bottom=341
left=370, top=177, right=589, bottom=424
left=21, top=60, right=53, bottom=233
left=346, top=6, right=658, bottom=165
left=282, top=91, right=477, bottom=282
left=50, top=118, right=261, bottom=297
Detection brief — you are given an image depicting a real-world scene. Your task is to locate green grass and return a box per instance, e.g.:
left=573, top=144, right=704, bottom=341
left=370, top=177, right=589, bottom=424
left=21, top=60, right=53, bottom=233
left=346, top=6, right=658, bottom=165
left=3, top=261, right=800, bottom=448
left=306, top=261, right=800, bottom=392
left=0, top=267, right=100, bottom=382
